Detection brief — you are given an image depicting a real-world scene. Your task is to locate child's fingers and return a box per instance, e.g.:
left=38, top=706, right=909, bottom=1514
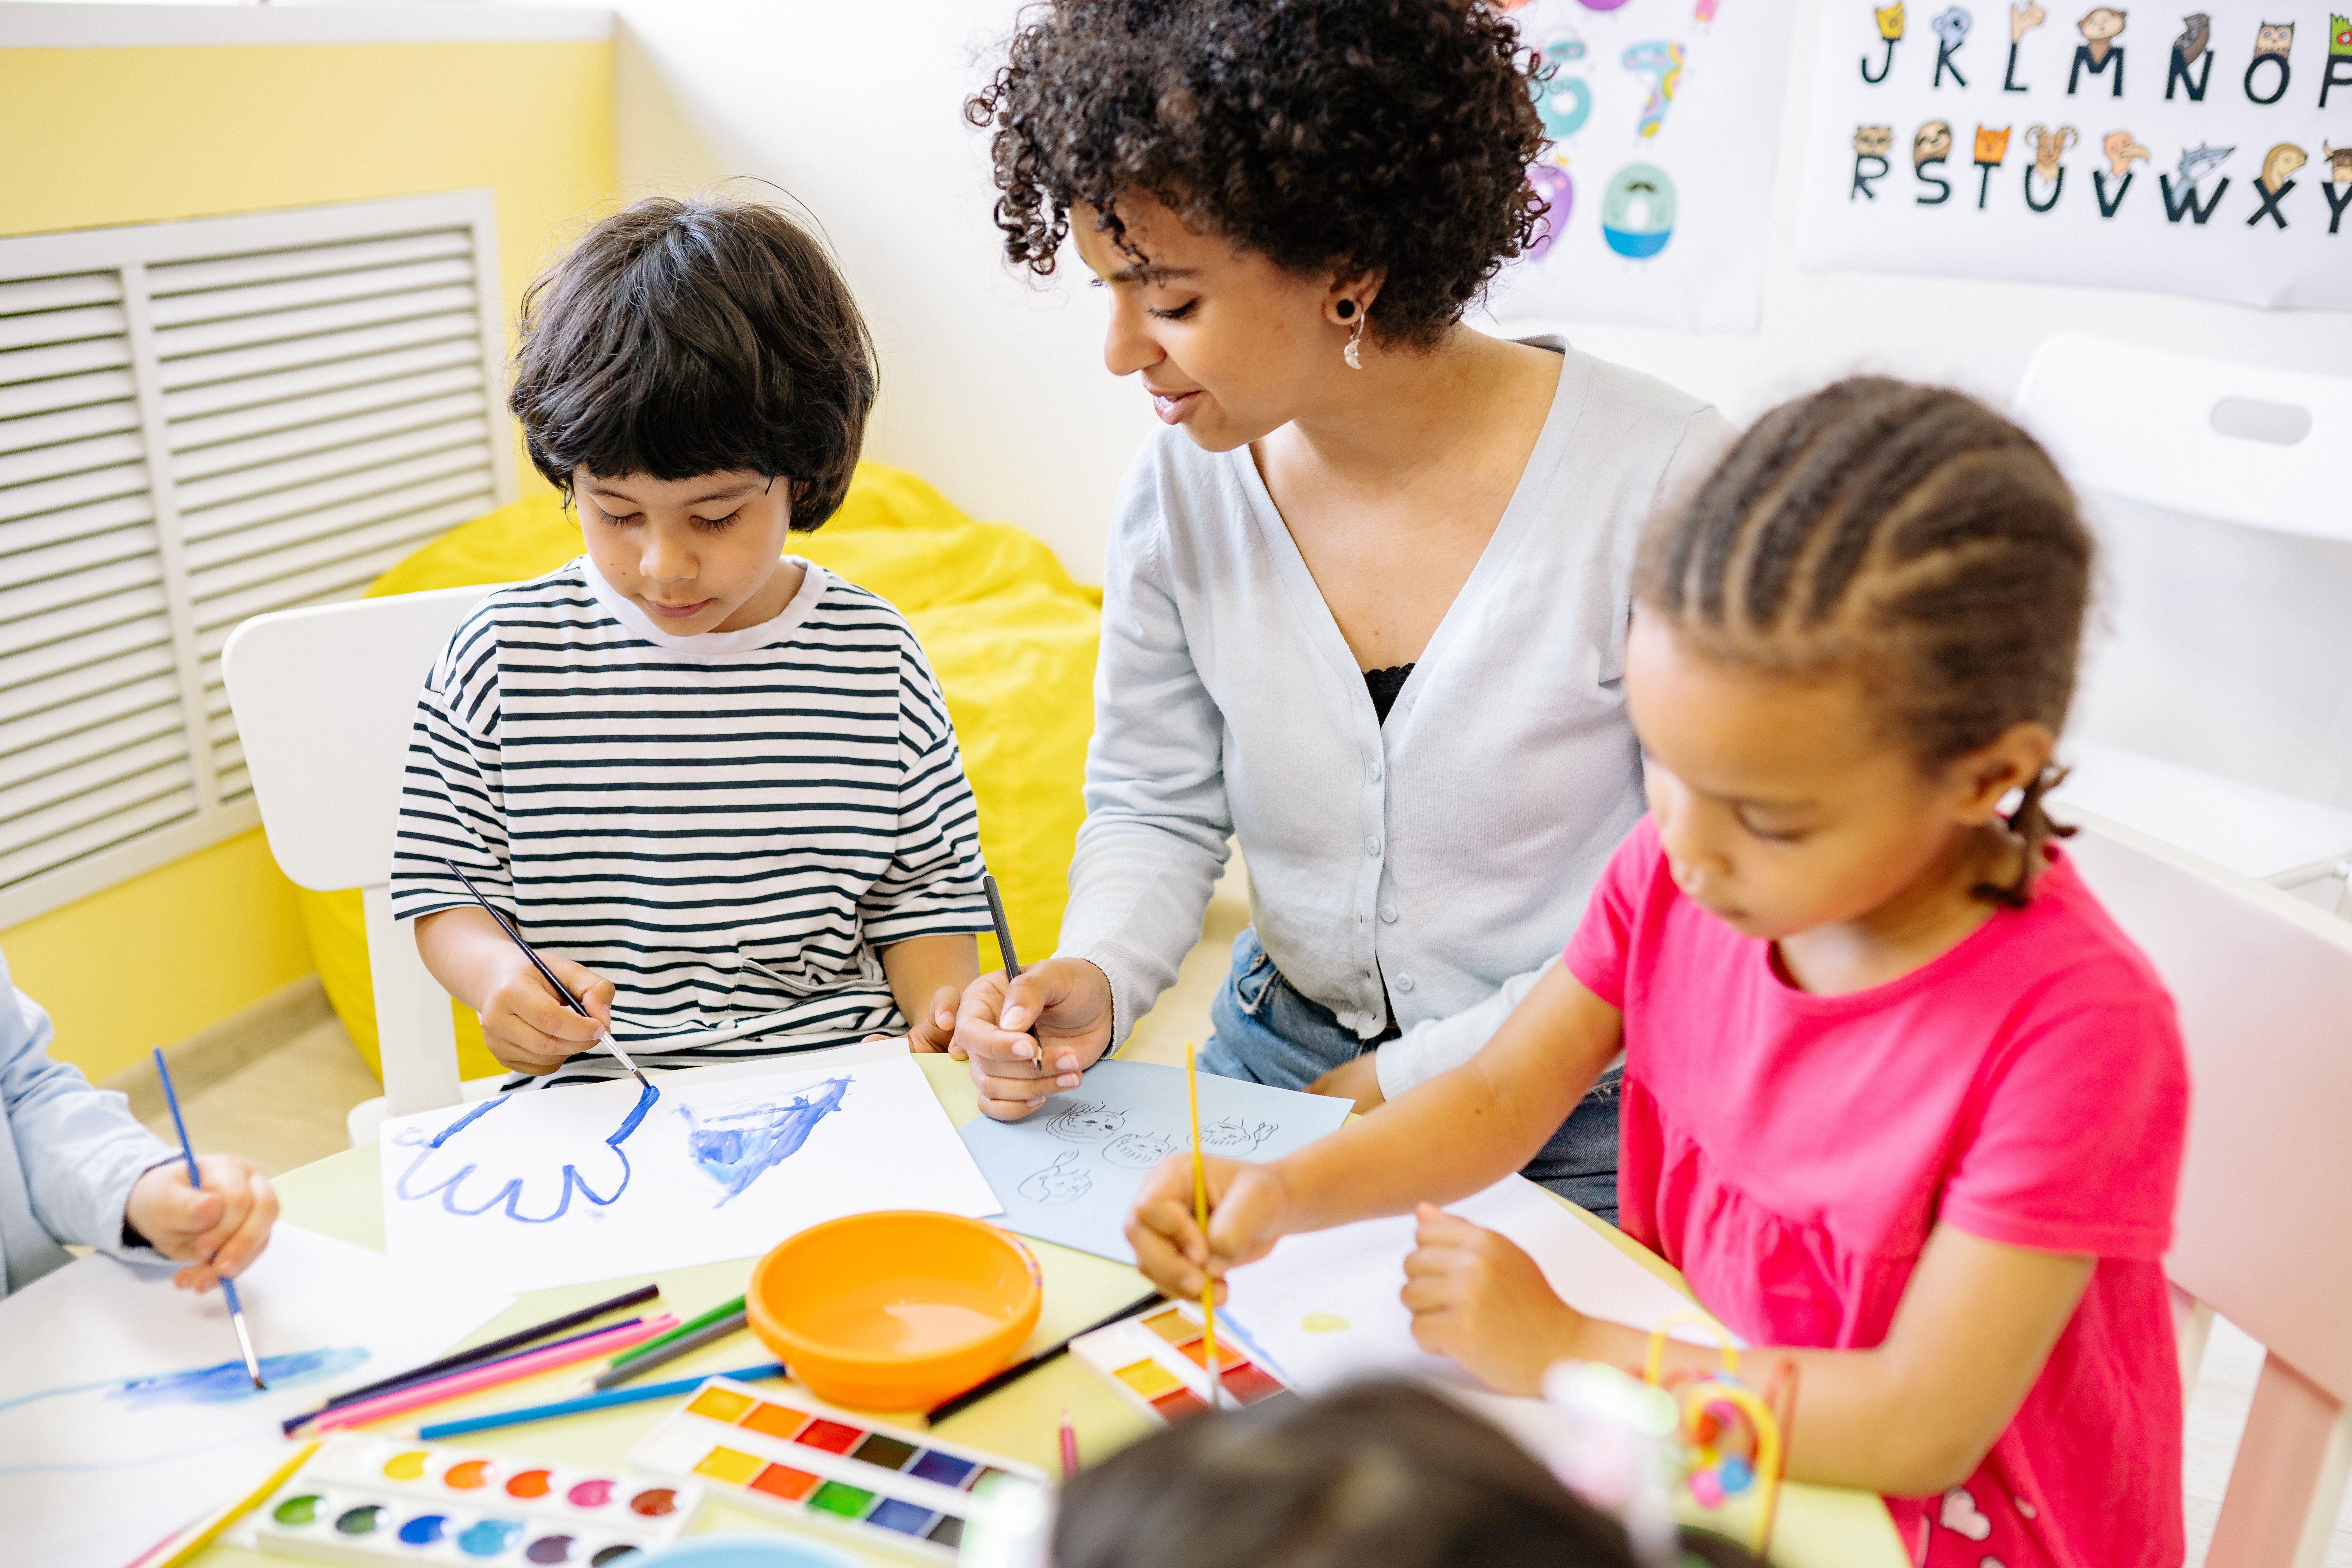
left=202, top=1168, right=278, bottom=1280
left=1410, top=1204, right=1483, bottom=1248
left=1125, top=1193, right=1211, bottom=1299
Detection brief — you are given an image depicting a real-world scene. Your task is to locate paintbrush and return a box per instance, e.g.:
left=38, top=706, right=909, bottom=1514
left=440, top=858, right=649, bottom=1090
left=150, top=1047, right=265, bottom=1390
left=1186, top=1039, right=1223, bottom=1410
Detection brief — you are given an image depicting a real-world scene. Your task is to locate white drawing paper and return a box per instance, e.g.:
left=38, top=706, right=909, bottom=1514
left=0, top=1223, right=508, bottom=1568
left=1220, top=1175, right=1732, bottom=1395
left=1793, top=1, right=2352, bottom=309
left=1484, top=0, right=1799, bottom=332
left=955, top=1060, right=1353, bottom=1265
left=380, top=1055, right=1005, bottom=1294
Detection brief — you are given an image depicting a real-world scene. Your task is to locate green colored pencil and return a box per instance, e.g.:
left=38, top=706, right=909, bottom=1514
left=603, top=1294, right=745, bottom=1370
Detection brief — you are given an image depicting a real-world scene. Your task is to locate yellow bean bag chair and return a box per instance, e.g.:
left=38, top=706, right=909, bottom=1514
left=298, top=464, right=1101, bottom=1080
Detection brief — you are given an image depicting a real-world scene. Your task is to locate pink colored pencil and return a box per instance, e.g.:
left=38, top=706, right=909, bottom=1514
left=311, top=1315, right=676, bottom=1434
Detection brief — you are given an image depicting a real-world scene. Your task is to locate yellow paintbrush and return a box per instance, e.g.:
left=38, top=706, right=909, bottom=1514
left=1186, top=1040, right=1222, bottom=1410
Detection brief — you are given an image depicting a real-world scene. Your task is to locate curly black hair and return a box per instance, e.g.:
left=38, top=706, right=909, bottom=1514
left=967, top=0, right=1548, bottom=349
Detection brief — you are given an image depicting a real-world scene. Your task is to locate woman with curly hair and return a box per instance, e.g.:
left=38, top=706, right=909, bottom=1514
left=950, top=0, right=1733, bottom=1216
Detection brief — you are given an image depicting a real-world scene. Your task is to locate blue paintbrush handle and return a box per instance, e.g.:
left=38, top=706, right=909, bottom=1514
left=152, top=1047, right=264, bottom=1385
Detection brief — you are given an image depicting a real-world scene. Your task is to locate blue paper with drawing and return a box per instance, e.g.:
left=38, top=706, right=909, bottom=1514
left=381, top=1056, right=1001, bottom=1293
left=956, top=1059, right=1353, bottom=1265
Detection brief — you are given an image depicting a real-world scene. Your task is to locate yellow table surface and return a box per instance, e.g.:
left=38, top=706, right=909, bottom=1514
left=197, top=1056, right=1903, bottom=1568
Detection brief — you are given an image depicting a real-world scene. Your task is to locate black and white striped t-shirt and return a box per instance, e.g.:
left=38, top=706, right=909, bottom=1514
left=390, top=555, right=989, bottom=1088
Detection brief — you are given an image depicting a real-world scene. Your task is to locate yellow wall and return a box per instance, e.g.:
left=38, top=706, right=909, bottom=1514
left=0, top=36, right=616, bottom=1077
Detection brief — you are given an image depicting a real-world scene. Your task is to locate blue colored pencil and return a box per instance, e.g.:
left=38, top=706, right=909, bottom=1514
left=416, top=1362, right=788, bottom=1441
left=151, top=1047, right=265, bottom=1389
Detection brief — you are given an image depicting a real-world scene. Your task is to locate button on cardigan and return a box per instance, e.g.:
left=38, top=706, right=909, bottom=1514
left=1058, top=345, right=1735, bottom=1097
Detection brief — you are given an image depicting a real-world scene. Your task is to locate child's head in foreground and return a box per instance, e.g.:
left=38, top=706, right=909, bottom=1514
left=507, top=195, right=875, bottom=637
left=1625, top=377, right=2092, bottom=933
left=1053, top=1380, right=1764, bottom=1568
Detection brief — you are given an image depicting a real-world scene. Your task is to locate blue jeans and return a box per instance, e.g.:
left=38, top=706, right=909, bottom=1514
left=1200, top=928, right=1621, bottom=1220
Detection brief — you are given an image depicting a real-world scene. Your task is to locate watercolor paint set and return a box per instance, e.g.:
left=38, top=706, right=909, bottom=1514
left=247, top=1433, right=699, bottom=1566
left=1069, top=1301, right=1292, bottom=1425
left=628, top=1376, right=1047, bottom=1561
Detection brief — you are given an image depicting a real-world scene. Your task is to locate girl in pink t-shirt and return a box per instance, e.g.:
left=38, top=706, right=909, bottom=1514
left=1129, top=380, right=2190, bottom=1568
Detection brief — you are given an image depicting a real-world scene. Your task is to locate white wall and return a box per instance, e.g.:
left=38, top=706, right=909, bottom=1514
left=456, top=0, right=2352, bottom=579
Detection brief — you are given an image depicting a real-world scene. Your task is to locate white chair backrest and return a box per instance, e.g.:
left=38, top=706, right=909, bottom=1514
left=2060, top=807, right=2352, bottom=1568
left=222, top=586, right=503, bottom=1118
left=2016, top=334, right=2352, bottom=817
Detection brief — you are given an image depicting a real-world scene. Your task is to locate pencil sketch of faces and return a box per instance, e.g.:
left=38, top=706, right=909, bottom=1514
left=1199, top=1116, right=1279, bottom=1155
left=1018, top=1150, right=1093, bottom=1205
left=1045, top=1100, right=1126, bottom=1143
left=1103, top=1130, right=1182, bottom=1169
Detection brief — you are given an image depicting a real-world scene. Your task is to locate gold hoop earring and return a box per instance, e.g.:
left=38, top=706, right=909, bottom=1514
left=1344, top=315, right=1367, bottom=370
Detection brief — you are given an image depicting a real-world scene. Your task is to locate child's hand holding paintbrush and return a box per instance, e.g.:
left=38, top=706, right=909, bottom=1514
left=1124, top=1152, right=1294, bottom=1307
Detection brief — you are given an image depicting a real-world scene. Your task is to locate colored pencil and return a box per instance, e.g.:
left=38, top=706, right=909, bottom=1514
left=150, top=1047, right=265, bottom=1390
left=148, top=1440, right=320, bottom=1568
left=590, top=1308, right=748, bottom=1389
left=285, top=1282, right=659, bottom=1432
left=924, top=1289, right=1163, bottom=1422
left=441, top=858, right=649, bottom=1089
left=600, top=1292, right=745, bottom=1373
left=310, top=1315, right=674, bottom=1434
left=287, top=1319, right=645, bottom=1434
left=1059, top=1408, right=1080, bottom=1479
left=1187, top=1039, right=1222, bottom=1410
left=419, top=1363, right=787, bottom=1441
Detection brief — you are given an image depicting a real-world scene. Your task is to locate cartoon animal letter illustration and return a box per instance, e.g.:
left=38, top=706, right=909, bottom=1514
left=2160, top=142, right=2233, bottom=223
left=1524, top=163, right=1575, bottom=261
left=2069, top=7, right=2127, bottom=93
left=1930, top=7, right=1974, bottom=86
left=1601, top=164, right=1678, bottom=256
left=1534, top=33, right=1594, bottom=138
left=1972, top=124, right=2013, bottom=208
left=2022, top=123, right=2078, bottom=210
left=2094, top=130, right=2149, bottom=214
left=1621, top=40, right=1686, bottom=136
left=1017, top=1150, right=1093, bottom=1205
left=1102, top=1129, right=1181, bottom=1169
left=1854, top=125, right=1896, bottom=199
left=1913, top=120, right=1956, bottom=202
left=1045, top=1099, right=1126, bottom=1143
left=2323, top=142, right=2352, bottom=233
left=2167, top=11, right=2214, bottom=97
left=1199, top=1116, right=1279, bottom=1155
left=2005, top=1, right=2047, bottom=87
left=2323, top=15, right=2352, bottom=108
left=2247, top=142, right=2307, bottom=227
left=2245, top=22, right=2293, bottom=103
left=1865, top=2, right=1906, bottom=81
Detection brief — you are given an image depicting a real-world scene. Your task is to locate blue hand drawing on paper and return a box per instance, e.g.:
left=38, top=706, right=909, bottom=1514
left=679, top=1076, right=851, bottom=1205
left=392, top=1082, right=660, bottom=1223
left=0, top=1347, right=368, bottom=1418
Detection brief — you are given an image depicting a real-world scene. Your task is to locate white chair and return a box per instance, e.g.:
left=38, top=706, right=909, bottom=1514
left=2058, top=805, right=2352, bottom=1568
left=222, top=586, right=510, bottom=1142
left=2014, top=332, right=2352, bottom=910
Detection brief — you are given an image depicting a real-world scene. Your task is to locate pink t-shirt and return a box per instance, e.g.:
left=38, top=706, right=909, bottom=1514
left=1563, top=819, right=2189, bottom=1568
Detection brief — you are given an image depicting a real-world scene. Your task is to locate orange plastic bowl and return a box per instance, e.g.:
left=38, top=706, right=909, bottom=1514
left=747, top=1212, right=1043, bottom=1412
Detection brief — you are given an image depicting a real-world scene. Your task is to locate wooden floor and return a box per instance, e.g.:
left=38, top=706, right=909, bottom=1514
left=134, top=846, right=2347, bottom=1560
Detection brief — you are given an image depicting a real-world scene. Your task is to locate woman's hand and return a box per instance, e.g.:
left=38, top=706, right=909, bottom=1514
left=126, top=1155, right=279, bottom=1294
left=1399, top=1205, right=1587, bottom=1394
left=1307, top=1052, right=1385, bottom=1114
left=1125, top=1151, right=1294, bottom=1303
left=951, top=958, right=1116, bottom=1119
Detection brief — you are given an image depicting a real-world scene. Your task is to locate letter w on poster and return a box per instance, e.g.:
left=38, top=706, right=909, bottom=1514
left=1795, top=0, right=2352, bottom=308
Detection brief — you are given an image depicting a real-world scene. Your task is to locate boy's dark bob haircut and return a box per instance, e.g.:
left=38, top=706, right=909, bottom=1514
left=508, top=196, right=876, bottom=530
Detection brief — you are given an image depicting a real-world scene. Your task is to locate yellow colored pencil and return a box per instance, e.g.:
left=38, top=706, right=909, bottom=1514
left=1186, top=1040, right=1221, bottom=1410
left=152, top=1439, right=319, bottom=1568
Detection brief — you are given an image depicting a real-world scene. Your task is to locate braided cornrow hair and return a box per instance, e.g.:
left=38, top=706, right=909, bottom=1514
left=1635, top=377, right=2093, bottom=907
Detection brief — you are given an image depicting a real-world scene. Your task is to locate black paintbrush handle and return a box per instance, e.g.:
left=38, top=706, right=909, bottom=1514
left=927, top=1289, right=1164, bottom=1423
left=443, top=859, right=591, bottom=1017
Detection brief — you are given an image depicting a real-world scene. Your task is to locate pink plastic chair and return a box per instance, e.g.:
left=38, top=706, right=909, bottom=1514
left=2061, top=805, right=2352, bottom=1568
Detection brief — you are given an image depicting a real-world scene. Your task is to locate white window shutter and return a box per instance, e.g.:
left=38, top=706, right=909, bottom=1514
left=0, top=192, right=513, bottom=926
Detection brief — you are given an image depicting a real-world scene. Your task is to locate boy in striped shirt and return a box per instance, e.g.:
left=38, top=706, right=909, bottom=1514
left=390, top=198, right=991, bottom=1089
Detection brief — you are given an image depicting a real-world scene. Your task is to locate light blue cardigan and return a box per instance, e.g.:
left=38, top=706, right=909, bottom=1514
left=0, top=948, right=175, bottom=1294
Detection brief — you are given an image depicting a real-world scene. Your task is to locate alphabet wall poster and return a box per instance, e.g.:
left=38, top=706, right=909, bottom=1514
left=379, top=1056, right=1004, bottom=1293
left=1795, top=1, right=2352, bottom=307
left=0, top=1224, right=509, bottom=1568
left=1483, top=0, right=1799, bottom=332
left=954, top=1060, right=1353, bottom=1265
